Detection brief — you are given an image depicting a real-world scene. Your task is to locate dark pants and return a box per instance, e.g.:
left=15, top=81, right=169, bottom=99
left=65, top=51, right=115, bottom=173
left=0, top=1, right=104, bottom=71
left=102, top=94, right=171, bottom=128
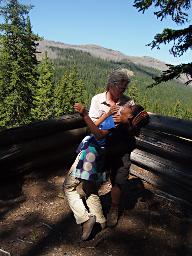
left=105, top=135, right=136, bottom=188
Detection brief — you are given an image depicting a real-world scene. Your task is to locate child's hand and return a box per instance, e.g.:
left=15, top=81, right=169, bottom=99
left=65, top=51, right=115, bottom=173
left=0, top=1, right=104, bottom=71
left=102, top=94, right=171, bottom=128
left=74, top=103, right=88, bottom=116
left=113, top=114, right=121, bottom=125
left=108, top=105, right=120, bottom=115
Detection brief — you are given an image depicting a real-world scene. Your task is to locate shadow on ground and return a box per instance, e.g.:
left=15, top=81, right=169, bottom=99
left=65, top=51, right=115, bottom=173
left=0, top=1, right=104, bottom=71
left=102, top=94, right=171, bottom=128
left=0, top=171, right=192, bottom=256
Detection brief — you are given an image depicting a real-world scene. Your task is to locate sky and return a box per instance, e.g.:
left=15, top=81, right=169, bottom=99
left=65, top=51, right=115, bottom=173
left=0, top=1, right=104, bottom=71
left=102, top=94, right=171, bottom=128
left=21, top=0, right=192, bottom=65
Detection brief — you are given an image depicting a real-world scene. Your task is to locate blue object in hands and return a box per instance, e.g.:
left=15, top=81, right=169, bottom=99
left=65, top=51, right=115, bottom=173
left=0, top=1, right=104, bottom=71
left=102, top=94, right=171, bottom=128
left=99, top=115, right=115, bottom=130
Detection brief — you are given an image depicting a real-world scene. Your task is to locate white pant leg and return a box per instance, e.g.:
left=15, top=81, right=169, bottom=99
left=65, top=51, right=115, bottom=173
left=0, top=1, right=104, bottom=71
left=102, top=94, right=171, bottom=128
left=63, top=154, right=90, bottom=225
left=86, top=194, right=106, bottom=224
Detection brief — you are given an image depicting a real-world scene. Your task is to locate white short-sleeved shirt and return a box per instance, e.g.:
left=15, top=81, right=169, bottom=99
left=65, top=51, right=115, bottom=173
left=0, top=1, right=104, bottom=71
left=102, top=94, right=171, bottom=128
left=89, top=92, right=135, bottom=122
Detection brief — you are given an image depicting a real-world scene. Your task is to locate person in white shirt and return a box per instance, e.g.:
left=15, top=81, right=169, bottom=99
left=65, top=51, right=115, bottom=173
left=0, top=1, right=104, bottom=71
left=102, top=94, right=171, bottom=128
left=88, top=68, right=135, bottom=227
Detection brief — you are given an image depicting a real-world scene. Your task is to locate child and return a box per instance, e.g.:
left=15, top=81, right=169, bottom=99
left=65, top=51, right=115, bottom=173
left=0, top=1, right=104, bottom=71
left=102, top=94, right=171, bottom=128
left=63, top=105, right=118, bottom=241
left=72, top=104, right=119, bottom=183
left=73, top=102, right=148, bottom=188
left=63, top=103, right=148, bottom=240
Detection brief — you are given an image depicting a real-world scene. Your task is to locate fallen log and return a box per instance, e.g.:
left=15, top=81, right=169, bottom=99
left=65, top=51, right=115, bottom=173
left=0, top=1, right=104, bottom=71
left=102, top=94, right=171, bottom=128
left=0, top=114, right=85, bottom=147
left=146, top=113, right=192, bottom=139
left=130, top=149, right=192, bottom=187
left=0, top=128, right=86, bottom=178
left=136, top=128, right=192, bottom=163
left=130, top=164, right=192, bottom=204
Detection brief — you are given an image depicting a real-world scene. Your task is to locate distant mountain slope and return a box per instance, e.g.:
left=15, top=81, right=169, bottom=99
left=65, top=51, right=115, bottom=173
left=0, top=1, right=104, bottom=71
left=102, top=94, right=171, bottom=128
left=37, top=40, right=188, bottom=84
left=37, top=40, right=168, bottom=70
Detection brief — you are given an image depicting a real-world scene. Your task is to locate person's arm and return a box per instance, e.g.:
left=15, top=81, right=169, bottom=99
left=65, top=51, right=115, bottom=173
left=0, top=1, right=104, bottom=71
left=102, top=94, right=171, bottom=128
left=88, top=94, right=119, bottom=125
left=74, top=103, right=109, bottom=139
left=94, top=105, right=120, bottom=126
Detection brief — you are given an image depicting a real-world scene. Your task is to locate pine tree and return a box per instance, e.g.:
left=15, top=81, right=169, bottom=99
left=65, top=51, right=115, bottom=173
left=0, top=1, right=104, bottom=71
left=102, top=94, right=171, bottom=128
left=183, top=108, right=192, bottom=119
left=31, top=52, right=55, bottom=121
left=133, top=0, right=192, bottom=85
left=140, top=94, right=148, bottom=110
left=128, top=80, right=140, bottom=102
left=0, top=0, right=39, bottom=128
left=54, top=67, right=88, bottom=116
left=172, top=99, right=182, bottom=118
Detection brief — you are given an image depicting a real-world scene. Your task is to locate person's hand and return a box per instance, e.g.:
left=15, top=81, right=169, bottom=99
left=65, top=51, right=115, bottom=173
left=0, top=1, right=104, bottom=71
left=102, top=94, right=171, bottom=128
left=113, top=114, right=121, bottom=125
left=74, top=103, right=88, bottom=116
left=108, top=105, right=120, bottom=116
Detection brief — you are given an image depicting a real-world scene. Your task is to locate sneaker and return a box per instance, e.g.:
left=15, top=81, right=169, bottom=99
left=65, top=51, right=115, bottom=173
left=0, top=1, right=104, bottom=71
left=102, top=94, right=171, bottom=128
left=107, top=207, right=119, bottom=227
left=81, top=215, right=96, bottom=241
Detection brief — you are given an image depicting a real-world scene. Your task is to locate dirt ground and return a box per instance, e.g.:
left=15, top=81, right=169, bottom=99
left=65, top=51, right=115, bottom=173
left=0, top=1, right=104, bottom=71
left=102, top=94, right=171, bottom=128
left=0, top=169, right=192, bottom=256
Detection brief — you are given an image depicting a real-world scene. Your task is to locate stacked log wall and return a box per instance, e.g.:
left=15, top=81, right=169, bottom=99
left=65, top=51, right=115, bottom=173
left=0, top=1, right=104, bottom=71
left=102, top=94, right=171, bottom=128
left=0, top=113, right=191, bottom=206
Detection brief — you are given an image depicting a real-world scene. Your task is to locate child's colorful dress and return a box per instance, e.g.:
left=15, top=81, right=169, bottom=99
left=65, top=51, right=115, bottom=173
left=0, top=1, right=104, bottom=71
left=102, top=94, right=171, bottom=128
left=72, top=115, right=115, bottom=183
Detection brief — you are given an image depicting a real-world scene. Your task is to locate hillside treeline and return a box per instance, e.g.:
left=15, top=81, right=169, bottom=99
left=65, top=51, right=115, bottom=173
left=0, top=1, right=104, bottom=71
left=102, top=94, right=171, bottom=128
left=49, top=46, right=192, bottom=120
left=0, top=1, right=191, bottom=130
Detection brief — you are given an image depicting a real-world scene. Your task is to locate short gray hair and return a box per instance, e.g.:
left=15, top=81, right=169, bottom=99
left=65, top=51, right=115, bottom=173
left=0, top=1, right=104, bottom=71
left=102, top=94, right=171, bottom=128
left=106, top=69, right=133, bottom=91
